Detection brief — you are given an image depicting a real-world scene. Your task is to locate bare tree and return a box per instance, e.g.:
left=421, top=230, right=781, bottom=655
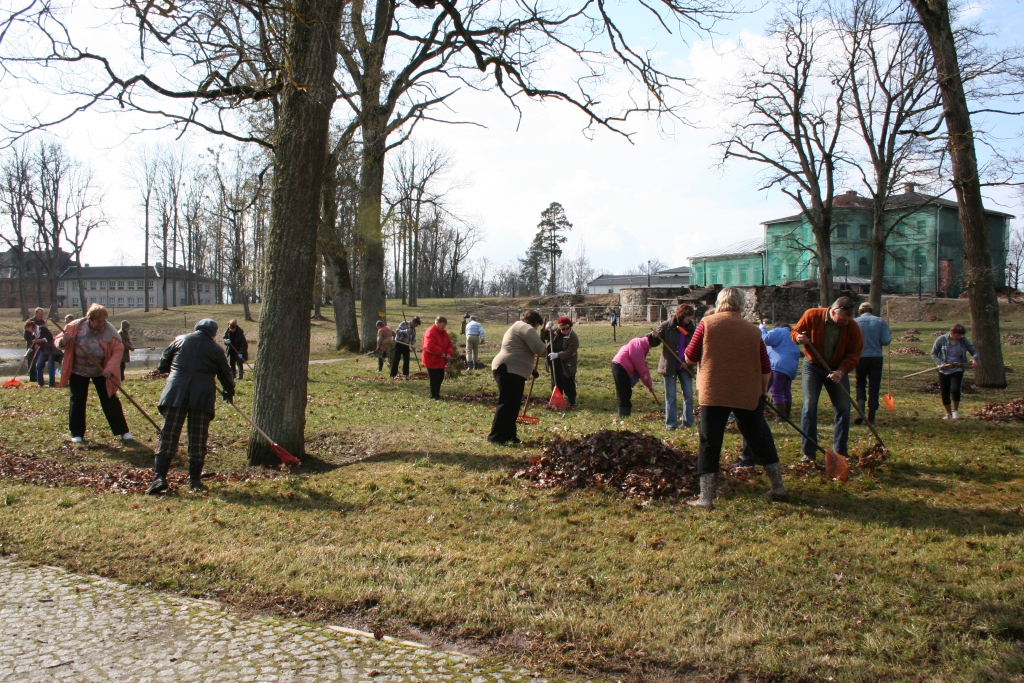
left=564, top=241, right=597, bottom=294
left=1007, top=223, right=1024, bottom=298
left=718, top=1, right=848, bottom=306
left=319, top=135, right=361, bottom=351
left=0, top=142, right=33, bottom=319
left=124, top=145, right=160, bottom=312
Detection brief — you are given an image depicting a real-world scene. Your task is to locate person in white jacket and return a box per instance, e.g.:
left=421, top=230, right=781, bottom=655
left=465, top=316, right=485, bottom=370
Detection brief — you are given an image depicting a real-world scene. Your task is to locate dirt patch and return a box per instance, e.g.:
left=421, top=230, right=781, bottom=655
left=0, top=450, right=278, bottom=494
left=511, top=429, right=698, bottom=500
left=893, top=345, right=927, bottom=356
left=974, top=397, right=1024, bottom=422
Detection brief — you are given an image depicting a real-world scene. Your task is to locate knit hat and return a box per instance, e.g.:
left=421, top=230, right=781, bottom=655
left=120, top=320, right=130, bottom=330
left=376, top=320, right=385, bottom=328
left=195, top=318, right=219, bottom=338
left=557, top=317, right=572, bottom=327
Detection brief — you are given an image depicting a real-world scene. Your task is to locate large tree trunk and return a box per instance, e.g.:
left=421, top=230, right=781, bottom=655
left=811, top=203, right=834, bottom=306
left=356, top=114, right=388, bottom=352
left=15, top=250, right=28, bottom=320
left=246, top=0, right=344, bottom=467
left=908, top=0, right=1005, bottom=387
left=869, top=212, right=887, bottom=315
left=319, top=146, right=360, bottom=351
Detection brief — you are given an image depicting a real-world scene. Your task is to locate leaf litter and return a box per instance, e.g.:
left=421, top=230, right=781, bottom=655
left=974, top=397, right=1024, bottom=422
left=512, top=429, right=699, bottom=500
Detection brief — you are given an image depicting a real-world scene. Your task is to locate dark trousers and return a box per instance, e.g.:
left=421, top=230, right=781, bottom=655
left=551, top=360, right=577, bottom=405
left=489, top=364, right=526, bottom=443
left=378, top=351, right=387, bottom=372
left=68, top=373, right=129, bottom=438
left=390, top=344, right=410, bottom=377
left=36, top=352, right=56, bottom=387
left=119, top=362, right=126, bottom=382
left=427, top=368, right=445, bottom=399
left=939, top=371, right=964, bottom=405
left=156, top=404, right=212, bottom=472
left=611, top=362, right=634, bottom=417
left=801, top=361, right=851, bottom=457
left=699, top=403, right=779, bottom=476
left=27, top=348, right=38, bottom=383
left=228, top=350, right=244, bottom=379
left=855, top=356, right=884, bottom=410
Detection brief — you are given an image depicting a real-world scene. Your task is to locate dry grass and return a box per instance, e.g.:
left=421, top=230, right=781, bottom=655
left=1, top=300, right=1023, bottom=682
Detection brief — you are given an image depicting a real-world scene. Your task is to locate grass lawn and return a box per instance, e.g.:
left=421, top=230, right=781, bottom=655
left=1, top=299, right=1023, bottom=682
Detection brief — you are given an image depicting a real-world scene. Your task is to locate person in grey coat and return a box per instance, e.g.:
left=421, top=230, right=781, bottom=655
left=147, top=319, right=235, bottom=494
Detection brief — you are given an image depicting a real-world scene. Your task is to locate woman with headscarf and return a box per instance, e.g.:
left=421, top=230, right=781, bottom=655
left=488, top=310, right=547, bottom=444
left=540, top=316, right=579, bottom=406
left=611, top=332, right=660, bottom=418
left=54, top=304, right=132, bottom=444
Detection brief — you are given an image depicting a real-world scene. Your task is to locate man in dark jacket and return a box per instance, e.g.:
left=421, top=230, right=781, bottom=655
left=147, top=319, right=235, bottom=494
left=223, top=319, right=249, bottom=380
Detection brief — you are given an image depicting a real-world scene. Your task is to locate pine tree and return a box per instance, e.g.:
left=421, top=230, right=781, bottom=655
left=535, top=202, right=572, bottom=294
left=518, top=232, right=547, bottom=296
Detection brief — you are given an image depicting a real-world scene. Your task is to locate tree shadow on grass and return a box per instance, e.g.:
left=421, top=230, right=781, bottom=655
left=885, top=462, right=1021, bottom=490
left=349, top=448, right=522, bottom=473
left=215, top=484, right=360, bottom=513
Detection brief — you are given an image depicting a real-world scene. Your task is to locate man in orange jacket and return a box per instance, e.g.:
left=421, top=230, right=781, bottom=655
left=792, top=297, right=863, bottom=462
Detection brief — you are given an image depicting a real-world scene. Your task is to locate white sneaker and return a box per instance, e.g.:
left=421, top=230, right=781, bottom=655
left=951, top=411, right=959, bottom=420
left=942, top=413, right=951, bottom=420
left=122, top=432, right=133, bottom=441
left=72, top=436, right=83, bottom=443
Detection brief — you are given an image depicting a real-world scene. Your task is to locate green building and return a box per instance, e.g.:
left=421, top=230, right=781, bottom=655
left=689, top=187, right=1013, bottom=296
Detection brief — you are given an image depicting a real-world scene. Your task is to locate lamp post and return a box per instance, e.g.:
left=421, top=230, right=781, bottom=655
left=647, top=260, right=651, bottom=289
left=917, top=262, right=923, bottom=300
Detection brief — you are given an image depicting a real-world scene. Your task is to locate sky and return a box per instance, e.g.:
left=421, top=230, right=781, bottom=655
left=4, top=0, right=1023, bottom=276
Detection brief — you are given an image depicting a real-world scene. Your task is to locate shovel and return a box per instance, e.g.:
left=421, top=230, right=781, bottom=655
left=764, top=400, right=848, bottom=482
left=3, top=350, right=32, bottom=388
left=227, top=399, right=301, bottom=467
left=802, top=341, right=888, bottom=456
left=517, top=357, right=541, bottom=425
left=883, top=302, right=895, bottom=410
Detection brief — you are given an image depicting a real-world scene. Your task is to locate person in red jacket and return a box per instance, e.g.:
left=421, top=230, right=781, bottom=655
left=791, top=297, right=863, bottom=462
left=421, top=316, right=455, bottom=399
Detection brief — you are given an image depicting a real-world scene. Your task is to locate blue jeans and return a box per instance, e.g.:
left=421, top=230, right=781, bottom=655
left=663, top=370, right=694, bottom=429
left=35, top=352, right=55, bottom=387
left=801, top=361, right=850, bottom=457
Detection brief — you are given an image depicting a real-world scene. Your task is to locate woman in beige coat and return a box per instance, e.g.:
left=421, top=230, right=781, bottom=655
left=488, top=310, right=547, bottom=444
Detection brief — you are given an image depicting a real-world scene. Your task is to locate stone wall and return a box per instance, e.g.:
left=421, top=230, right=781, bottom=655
left=619, top=288, right=686, bottom=322
left=736, top=285, right=829, bottom=324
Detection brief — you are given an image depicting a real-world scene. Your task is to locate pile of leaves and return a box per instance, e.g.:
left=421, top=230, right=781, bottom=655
left=898, top=329, right=921, bottom=342
left=893, top=345, right=927, bottom=356
left=140, top=369, right=169, bottom=380
left=0, top=450, right=278, bottom=494
left=974, top=397, right=1024, bottom=422
left=1003, top=333, right=1023, bottom=346
left=511, top=429, right=698, bottom=500
left=932, top=330, right=944, bottom=337
left=919, top=378, right=977, bottom=394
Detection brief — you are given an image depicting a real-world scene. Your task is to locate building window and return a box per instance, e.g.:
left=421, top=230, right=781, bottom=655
left=916, top=220, right=927, bottom=237
left=72, top=281, right=79, bottom=290
left=894, top=249, right=907, bottom=276
left=858, top=257, right=870, bottom=276
left=836, top=223, right=848, bottom=239
left=117, top=281, right=124, bottom=289
left=128, top=281, right=134, bottom=289
left=72, top=297, right=78, bottom=306
left=90, top=281, right=97, bottom=289
left=107, top=281, right=114, bottom=289
left=58, top=281, right=65, bottom=290
left=99, top=297, right=106, bottom=305
left=147, top=281, right=154, bottom=289
left=118, top=297, right=124, bottom=306
left=148, top=297, right=154, bottom=305
left=772, top=235, right=781, bottom=246
left=860, top=224, right=869, bottom=240
left=204, top=284, right=210, bottom=292
left=723, top=268, right=733, bottom=285
left=179, top=298, right=185, bottom=305
left=836, top=257, right=850, bottom=276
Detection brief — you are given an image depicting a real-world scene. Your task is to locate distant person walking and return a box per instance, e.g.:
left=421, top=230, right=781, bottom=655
left=541, top=317, right=579, bottom=406
left=656, top=304, right=696, bottom=429
left=375, top=320, right=394, bottom=372
left=854, top=303, right=891, bottom=425
left=488, top=310, right=547, bottom=444
left=390, top=317, right=420, bottom=378
left=147, top=319, right=235, bottom=494
left=611, top=333, right=660, bottom=418
left=421, top=316, right=455, bottom=399
left=223, top=320, right=248, bottom=380
left=930, top=323, right=979, bottom=420
left=792, top=297, right=863, bottom=462
left=25, top=319, right=56, bottom=387
left=465, top=316, right=485, bottom=371
left=24, top=307, right=47, bottom=384
left=684, top=287, right=787, bottom=508
left=54, top=304, right=132, bottom=444
left=119, top=321, right=135, bottom=381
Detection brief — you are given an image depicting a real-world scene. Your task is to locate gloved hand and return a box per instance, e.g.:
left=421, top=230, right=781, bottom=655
left=532, top=369, right=539, bottom=379
left=222, top=390, right=234, bottom=404
left=759, top=322, right=767, bottom=331
left=547, top=352, right=559, bottom=361
left=545, top=321, right=556, bottom=330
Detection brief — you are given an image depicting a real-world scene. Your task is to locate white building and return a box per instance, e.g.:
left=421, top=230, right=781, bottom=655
left=586, top=266, right=690, bottom=294
left=60, top=264, right=220, bottom=309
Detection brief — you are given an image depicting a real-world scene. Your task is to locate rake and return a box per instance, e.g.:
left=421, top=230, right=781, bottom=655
left=883, top=301, right=895, bottom=411
left=227, top=400, right=301, bottom=467
left=517, top=356, right=541, bottom=425
left=764, top=400, right=848, bottom=482
left=3, top=349, right=33, bottom=388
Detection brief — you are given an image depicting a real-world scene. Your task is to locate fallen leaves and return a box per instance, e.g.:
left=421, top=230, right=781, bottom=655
left=974, top=397, right=1024, bottom=422
left=893, top=345, right=926, bottom=356
left=1003, top=333, right=1023, bottom=346
left=897, top=330, right=921, bottom=342
left=0, top=450, right=279, bottom=494
left=511, top=429, right=699, bottom=500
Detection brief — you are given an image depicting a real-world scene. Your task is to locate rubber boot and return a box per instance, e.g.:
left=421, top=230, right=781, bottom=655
left=854, top=401, right=865, bottom=425
left=146, top=455, right=171, bottom=495
left=764, top=462, right=789, bottom=501
left=618, top=407, right=631, bottom=418
left=189, top=457, right=206, bottom=492
left=686, top=473, right=714, bottom=509
left=868, top=408, right=876, bottom=425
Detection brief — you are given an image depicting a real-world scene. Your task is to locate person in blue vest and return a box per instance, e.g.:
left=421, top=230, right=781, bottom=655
left=854, top=302, right=891, bottom=425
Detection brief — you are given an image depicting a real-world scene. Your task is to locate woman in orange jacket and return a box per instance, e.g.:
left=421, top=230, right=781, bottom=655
left=421, top=316, right=455, bottom=399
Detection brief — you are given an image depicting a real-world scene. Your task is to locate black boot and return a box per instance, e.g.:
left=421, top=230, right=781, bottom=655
left=868, top=408, right=876, bottom=425
left=146, top=455, right=171, bottom=495
left=189, top=457, right=206, bottom=492
left=854, top=401, right=865, bottom=425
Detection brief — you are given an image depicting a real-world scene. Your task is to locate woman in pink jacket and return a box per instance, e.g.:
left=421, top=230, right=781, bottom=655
left=55, top=304, right=131, bottom=443
left=611, top=333, right=661, bottom=417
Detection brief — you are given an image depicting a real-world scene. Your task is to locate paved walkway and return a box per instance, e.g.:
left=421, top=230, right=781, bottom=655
left=0, top=559, right=577, bottom=683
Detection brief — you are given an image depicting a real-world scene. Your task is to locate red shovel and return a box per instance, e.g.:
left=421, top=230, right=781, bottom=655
left=3, top=350, right=32, bottom=388
left=228, top=400, right=301, bottom=467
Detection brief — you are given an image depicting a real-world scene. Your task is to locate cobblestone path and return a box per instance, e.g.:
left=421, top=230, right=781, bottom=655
left=0, top=559, right=590, bottom=683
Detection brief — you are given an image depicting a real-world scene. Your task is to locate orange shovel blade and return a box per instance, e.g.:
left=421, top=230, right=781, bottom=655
left=3, top=379, right=21, bottom=388
left=548, top=386, right=569, bottom=411
left=825, top=450, right=850, bottom=483
left=882, top=393, right=895, bottom=411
